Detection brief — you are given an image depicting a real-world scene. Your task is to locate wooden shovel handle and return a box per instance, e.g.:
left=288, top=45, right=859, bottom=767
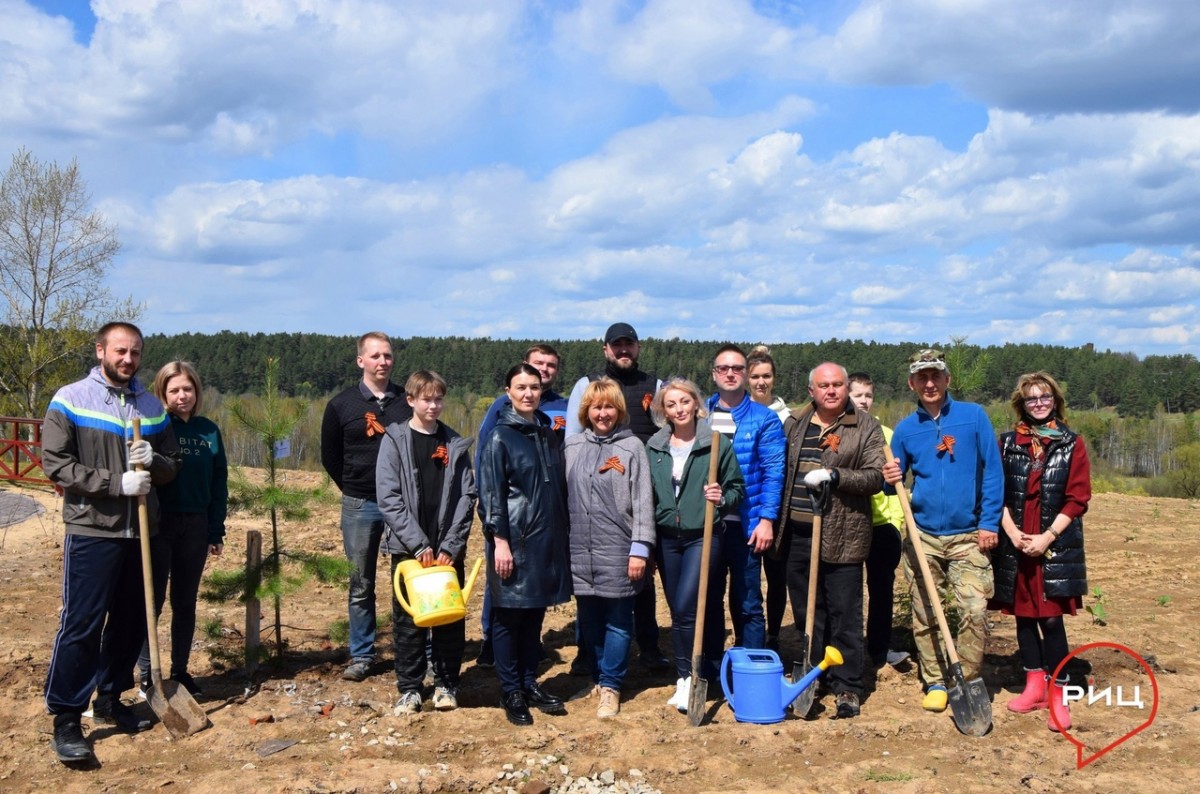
left=883, top=445, right=962, bottom=666
left=691, top=431, right=722, bottom=664
left=133, top=418, right=165, bottom=688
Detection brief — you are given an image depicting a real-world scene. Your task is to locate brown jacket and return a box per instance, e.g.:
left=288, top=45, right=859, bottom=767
left=780, top=402, right=885, bottom=564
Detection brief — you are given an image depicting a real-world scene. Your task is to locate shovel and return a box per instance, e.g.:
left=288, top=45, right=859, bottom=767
left=791, top=481, right=827, bottom=718
left=133, top=418, right=211, bottom=737
left=884, top=445, right=992, bottom=737
left=687, top=430, right=722, bottom=727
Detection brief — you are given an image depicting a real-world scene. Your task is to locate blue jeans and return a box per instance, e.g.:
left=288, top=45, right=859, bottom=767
left=576, top=595, right=634, bottom=691
left=720, top=522, right=766, bottom=649
left=657, top=531, right=725, bottom=681
left=341, top=496, right=385, bottom=663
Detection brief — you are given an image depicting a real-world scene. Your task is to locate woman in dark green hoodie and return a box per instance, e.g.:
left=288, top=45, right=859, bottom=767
left=137, top=361, right=228, bottom=698
left=646, top=377, right=743, bottom=712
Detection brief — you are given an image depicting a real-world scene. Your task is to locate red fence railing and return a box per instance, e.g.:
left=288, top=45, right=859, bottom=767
left=0, top=417, right=50, bottom=485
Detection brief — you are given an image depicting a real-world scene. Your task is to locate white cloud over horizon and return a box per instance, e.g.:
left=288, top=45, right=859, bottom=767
left=2, top=0, right=1198, bottom=358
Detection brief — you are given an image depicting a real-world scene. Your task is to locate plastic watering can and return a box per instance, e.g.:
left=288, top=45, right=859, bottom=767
left=720, top=645, right=844, bottom=724
left=393, top=558, right=483, bottom=628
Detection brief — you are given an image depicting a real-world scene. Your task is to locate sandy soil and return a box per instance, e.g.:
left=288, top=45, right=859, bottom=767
left=1, top=475, right=1197, bottom=793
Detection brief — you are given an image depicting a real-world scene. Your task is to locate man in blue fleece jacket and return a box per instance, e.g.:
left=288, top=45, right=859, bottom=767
left=882, top=349, right=1002, bottom=713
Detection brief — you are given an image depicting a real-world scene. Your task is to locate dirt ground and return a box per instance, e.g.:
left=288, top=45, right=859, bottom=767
left=2, top=474, right=1198, bottom=794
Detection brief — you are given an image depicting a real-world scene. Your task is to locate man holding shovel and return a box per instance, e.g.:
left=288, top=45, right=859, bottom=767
left=42, top=321, right=180, bottom=764
left=882, top=349, right=1002, bottom=714
left=779, top=362, right=885, bottom=718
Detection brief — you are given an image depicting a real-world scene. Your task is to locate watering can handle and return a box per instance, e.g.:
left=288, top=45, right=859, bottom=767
left=719, top=650, right=735, bottom=708
left=392, top=563, right=415, bottom=618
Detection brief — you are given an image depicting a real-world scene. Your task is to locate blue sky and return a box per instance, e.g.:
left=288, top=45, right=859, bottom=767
left=3, top=0, right=1198, bottom=356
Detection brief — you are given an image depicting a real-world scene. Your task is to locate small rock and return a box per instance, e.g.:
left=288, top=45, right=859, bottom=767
left=519, top=780, right=550, bottom=794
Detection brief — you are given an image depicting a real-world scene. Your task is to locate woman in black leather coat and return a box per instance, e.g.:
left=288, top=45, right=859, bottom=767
left=478, top=363, right=571, bottom=726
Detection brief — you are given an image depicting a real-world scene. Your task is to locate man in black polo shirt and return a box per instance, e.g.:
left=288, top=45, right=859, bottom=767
left=565, top=323, right=668, bottom=671
left=321, top=332, right=413, bottom=681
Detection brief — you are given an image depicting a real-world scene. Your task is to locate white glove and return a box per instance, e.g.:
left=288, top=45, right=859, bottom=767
left=804, top=468, right=833, bottom=488
left=127, top=439, right=153, bottom=468
left=120, top=470, right=151, bottom=496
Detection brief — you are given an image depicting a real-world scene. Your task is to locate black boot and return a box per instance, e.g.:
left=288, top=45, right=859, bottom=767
left=522, top=681, right=566, bottom=714
left=51, top=713, right=95, bottom=763
left=91, top=695, right=153, bottom=734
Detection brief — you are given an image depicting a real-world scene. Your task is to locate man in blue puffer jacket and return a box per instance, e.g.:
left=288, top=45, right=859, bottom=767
left=706, top=344, right=786, bottom=649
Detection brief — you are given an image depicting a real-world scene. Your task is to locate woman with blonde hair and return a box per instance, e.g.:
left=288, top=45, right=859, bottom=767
left=646, top=378, right=744, bottom=711
left=137, top=361, right=228, bottom=697
left=991, top=371, right=1091, bottom=733
left=564, top=378, right=655, bottom=718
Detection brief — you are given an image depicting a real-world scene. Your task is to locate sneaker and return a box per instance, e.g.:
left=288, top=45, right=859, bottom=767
left=51, top=714, right=94, bottom=764
left=475, top=641, right=494, bottom=669
left=922, top=685, right=949, bottom=713
left=432, top=686, right=458, bottom=711
left=835, top=691, right=861, bottom=719
left=342, top=660, right=371, bottom=682
left=886, top=650, right=911, bottom=667
left=172, top=671, right=204, bottom=696
left=667, top=677, right=691, bottom=713
left=569, top=683, right=600, bottom=702
left=137, top=673, right=151, bottom=702
left=597, top=687, right=620, bottom=719
left=393, top=690, right=422, bottom=715
left=90, top=696, right=152, bottom=734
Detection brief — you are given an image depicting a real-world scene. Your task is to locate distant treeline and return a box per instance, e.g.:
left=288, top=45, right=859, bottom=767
left=140, top=331, right=1200, bottom=418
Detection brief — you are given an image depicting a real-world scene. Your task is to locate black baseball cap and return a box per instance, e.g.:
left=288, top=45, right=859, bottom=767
left=604, top=323, right=639, bottom=345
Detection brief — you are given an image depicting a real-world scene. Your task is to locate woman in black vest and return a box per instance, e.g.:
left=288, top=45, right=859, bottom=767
left=992, top=371, right=1091, bottom=733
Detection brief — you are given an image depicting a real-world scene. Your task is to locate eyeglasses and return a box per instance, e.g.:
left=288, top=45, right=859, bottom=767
left=1023, top=395, right=1054, bottom=406
left=713, top=365, right=747, bottom=375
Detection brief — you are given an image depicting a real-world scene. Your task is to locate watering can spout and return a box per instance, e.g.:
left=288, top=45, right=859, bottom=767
left=461, top=558, right=483, bottom=606
left=781, top=645, right=844, bottom=710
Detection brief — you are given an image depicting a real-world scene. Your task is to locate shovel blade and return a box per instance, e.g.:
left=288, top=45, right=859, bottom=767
left=687, top=677, right=708, bottom=726
left=947, top=663, right=992, bottom=737
left=791, top=660, right=815, bottom=718
left=149, top=679, right=210, bottom=738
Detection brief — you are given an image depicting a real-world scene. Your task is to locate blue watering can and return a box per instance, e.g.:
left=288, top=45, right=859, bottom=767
left=720, top=645, right=844, bottom=724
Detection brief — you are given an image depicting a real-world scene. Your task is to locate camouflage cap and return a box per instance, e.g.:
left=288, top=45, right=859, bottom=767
left=907, top=348, right=947, bottom=374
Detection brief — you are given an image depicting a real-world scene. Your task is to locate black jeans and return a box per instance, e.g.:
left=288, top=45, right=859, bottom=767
left=492, top=606, right=547, bottom=695
left=785, top=525, right=864, bottom=697
left=864, top=523, right=903, bottom=664
left=391, top=557, right=466, bottom=692
left=138, top=512, right=209, bottom=678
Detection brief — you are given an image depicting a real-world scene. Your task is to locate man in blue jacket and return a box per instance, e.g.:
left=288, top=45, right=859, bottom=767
left=882, top=349, right=1002, bottom=713
left=707, top=344, right=785, bottom=650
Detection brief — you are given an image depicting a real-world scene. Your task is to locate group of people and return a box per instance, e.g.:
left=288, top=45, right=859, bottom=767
left=42, top=321, right=1091, bottom=764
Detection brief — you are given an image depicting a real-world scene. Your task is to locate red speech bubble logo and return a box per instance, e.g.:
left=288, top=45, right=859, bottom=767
left=1052, top=641, right=1159, bottom=769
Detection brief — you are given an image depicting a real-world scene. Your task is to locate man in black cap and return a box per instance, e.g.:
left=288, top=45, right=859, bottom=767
left=565, top=323, right=669, bottom=671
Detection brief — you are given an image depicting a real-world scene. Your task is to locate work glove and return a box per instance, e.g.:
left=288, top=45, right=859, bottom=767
left=120, top=470, right=151, bottom=497
left=804, top=468, right=833, bottom=488
left=127, top=439, right=153, bottom=468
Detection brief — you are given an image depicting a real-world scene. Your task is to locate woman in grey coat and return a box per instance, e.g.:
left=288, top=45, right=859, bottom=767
left=564, top=378, right=655, bottom=719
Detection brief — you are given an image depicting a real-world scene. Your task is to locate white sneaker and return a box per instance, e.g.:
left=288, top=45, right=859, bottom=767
left=393, top=690, right=422, bottom=715
left=886, top=650, right=911, bottom=667
left=666, top=677, right=685, bottom=708
left=432, top=686, right=457, bottom=711
left=668, top=677, right=691, bottom=712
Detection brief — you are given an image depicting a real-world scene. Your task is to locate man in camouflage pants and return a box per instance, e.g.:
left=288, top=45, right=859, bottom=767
left=882, top=350, right=1002, bottom=713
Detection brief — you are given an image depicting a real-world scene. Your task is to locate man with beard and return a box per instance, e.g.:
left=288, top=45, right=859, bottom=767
left=778, top=362, right=885, bottom=718
left=473, top=344, right=569, bottom=666
left=321, top=332, right=413, bottom=682
left=565, top=323, right=670, bottom=671
left=42, top=321, right=181, bottom=764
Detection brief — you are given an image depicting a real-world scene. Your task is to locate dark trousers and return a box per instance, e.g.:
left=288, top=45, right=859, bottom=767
left=864, top=523, right=902, bottom=664
left=45, top=534, right=147, bottom=714
left=656, top=531, right=725, bottom=682
left=785, top=526, right=864, bottom=696
left=391, top=557, right=465, bottom=692
left=138, top=512, right=209, bottom=678
left=492, top=606, right=546, bottom=695
left=633, top=578, right=661, bottom=653
left=762, top=551, right=788, bottom=639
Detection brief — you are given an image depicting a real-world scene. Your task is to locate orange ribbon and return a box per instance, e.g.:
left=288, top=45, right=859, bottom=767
left=937, top=434, right=956, bottom=456
left=553, top=415, right=566, bottom=431
left=364, top=412, right=385, bottom=437
left=820, top=433, right=841, bottom=453
left=599, top=456, right=626, bottom=475
left=642, top=393, right=653, bottom=412
left=431, top=445, right=449, bottom=465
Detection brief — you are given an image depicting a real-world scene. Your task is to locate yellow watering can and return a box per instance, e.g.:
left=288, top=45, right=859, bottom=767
left=393, top=558, right=483, bottom=628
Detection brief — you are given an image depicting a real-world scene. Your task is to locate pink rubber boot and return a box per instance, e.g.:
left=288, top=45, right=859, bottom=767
left=1007, top=670, right=1048, bottom=713
left=1048, top=680, right=1072, bottom=732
